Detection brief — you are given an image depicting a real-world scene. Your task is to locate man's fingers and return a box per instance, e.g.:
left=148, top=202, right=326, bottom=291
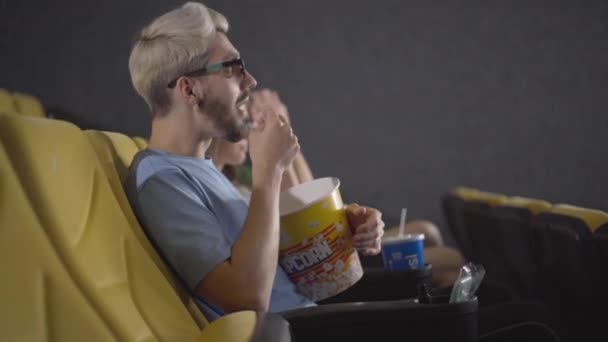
left=346, top=203, right=366, bottom=216
left=360, top=246, right=381, bottom=256
left=353, top=236, right=382, bottom=249
left=355, top=214, right=384, bottom=234
left=353, top=225, right=384, bottom=242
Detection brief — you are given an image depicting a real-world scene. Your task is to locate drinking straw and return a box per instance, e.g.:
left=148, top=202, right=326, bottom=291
left=398, top=208, right=407, bottom=237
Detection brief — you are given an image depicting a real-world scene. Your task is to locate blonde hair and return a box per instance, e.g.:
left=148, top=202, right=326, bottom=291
left=128, top=2, right=229, bottom=115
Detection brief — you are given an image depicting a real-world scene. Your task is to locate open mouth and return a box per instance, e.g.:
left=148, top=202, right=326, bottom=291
left=236, top=96, right=250, bottom=115
left=236, top=95, right=250, bottom=108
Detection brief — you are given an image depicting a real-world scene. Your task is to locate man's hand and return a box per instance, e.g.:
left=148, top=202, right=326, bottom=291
left=345, top=203, right=385, bottom=256
left=248, top=110, right=299, bottom=184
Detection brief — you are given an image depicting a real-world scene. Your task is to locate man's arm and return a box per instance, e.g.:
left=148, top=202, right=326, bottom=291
left=198, top=112, right=300, bottom=313
left=137, top=166, right=284, bottom=314
left=197, top=170, right=283, bottom=313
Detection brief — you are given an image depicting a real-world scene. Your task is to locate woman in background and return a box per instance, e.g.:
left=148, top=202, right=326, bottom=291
left=207, top=137, right=253, bottom=200
left=207, top=134, right=314, bottom=200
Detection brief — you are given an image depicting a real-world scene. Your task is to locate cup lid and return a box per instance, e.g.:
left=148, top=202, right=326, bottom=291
left=381, top=233, right=425, bottom=244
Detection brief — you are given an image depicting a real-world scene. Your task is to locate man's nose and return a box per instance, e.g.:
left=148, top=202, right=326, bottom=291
left=241, top=70, right=257, bottom=90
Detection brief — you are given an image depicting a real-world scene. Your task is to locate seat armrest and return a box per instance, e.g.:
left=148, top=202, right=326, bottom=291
left=281, top=298, right=478, bottom=342
left=197, top=311, right=292, bottom=342
left=318, top=265, right=432, bottom=304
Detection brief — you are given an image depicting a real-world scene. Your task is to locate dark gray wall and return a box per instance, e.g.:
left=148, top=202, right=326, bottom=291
left=2, top=0, right=607, bottom=245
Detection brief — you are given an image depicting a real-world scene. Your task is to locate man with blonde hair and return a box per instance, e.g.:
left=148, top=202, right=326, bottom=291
left=125, top=1, right=385, bottom=321
left=125, top=3, right=561, bottom=341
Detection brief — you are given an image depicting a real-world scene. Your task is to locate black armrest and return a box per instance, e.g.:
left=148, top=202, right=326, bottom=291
left=281, top=297, right=479, bottom=342
left=317, top=265, right=432, bottom=304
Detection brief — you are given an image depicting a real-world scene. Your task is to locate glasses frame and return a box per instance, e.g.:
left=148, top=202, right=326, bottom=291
left=167, top=58, right=246, bottom=88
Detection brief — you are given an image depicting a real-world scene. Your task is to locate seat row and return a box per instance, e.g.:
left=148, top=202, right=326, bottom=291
left=442, top=186, right=608, bottom=342
left=2, top=112, right=486, bottom=342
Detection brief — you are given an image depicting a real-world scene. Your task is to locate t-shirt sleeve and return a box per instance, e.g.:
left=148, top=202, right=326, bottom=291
left=136, top=169, right=231, bottom=290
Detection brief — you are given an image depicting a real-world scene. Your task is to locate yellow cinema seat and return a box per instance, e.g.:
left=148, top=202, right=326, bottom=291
left=132, top=136, right=149, bottom=150
left=452, top=186, right=507, bottom=206
left=531, top=203, right=608, bottom=338
left=12, top=91, right=46, bottom=117
left=87, top=130, right=140, bottom=183
left=0, top=88, right=17, bottom=114
left=550, top=204, right=608, bottom=232
left=196, top=311, right=258, bottom=342
left=0, top=114, right=269, bottom=341
left=0, top=113, right=201, bottom=340
left=0, top=142, right=115, bottom=341
left=85, top=129, right=207, bottom=328
left=501, top=196, right=552, bottom=215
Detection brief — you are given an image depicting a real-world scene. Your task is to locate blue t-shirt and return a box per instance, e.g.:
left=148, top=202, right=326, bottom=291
left=124, top=149, right=315, bottom=321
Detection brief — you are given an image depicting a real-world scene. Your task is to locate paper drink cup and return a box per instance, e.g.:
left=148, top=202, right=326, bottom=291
left=381, top=234, right=425, bottom=271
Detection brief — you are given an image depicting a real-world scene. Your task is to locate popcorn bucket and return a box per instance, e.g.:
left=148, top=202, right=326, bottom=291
left=278, top=177, right=364, bottom=301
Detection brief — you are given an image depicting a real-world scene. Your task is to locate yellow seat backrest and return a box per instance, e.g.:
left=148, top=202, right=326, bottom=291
left=550, top=204, right=608, bottom=232
left=453, top=186, right=507, bottom=206
left=502, top=196, right=552, bottom=214
left=0, top=113, right=201, bottom=341
left=132, top=136, right=149, bottom=150
left=85, top=129, right=208, bottom=329
left=195, top=311, right=258, bottom=342
left=88, top=130, right=140, bottom=183
left=0, top=141, right=116, bottom=341
left=12, top=91, right=46, bottom=117
left=0, top=88, right=17, bottom=114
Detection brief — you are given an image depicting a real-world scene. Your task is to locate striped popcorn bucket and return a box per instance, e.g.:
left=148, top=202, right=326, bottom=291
left=278, top=177, right=364, bottom=301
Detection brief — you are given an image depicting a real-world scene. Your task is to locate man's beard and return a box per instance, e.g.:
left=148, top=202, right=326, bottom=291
left=199, top=93, right=252, bottom=142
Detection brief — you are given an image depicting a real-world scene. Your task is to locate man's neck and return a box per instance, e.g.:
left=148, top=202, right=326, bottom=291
left=213, top=159, right=225, bottom=171
left=148, top=113, right=212, bottom=159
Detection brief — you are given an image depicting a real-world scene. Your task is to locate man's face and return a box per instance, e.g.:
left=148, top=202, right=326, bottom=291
left=196, top=34, right=257, bottom=142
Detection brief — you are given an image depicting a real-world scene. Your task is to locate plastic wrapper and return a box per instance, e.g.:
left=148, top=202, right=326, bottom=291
left=449, top=262, right=485, bottom=303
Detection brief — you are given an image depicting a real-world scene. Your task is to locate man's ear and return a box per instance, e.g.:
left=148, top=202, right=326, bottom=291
left=176, top=77, right=194, bottom=97
left=176, top=77, right=204, bottom=107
